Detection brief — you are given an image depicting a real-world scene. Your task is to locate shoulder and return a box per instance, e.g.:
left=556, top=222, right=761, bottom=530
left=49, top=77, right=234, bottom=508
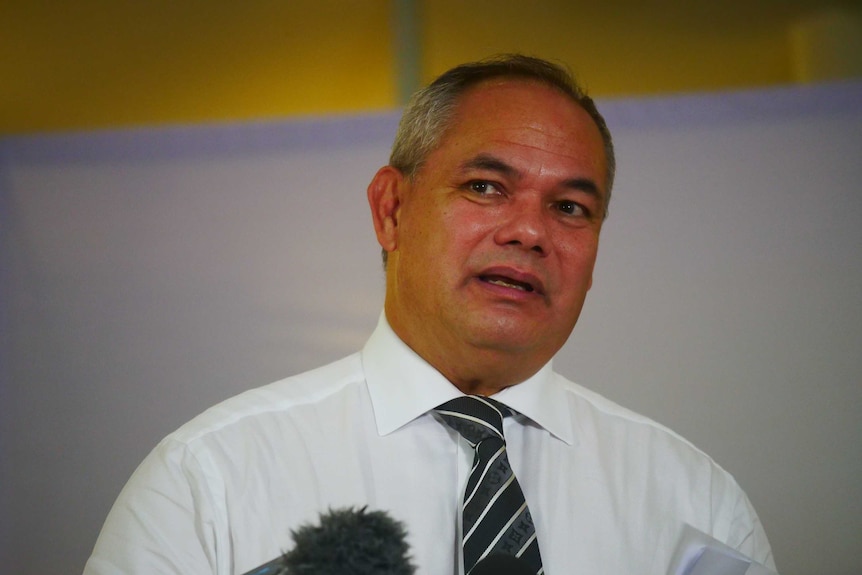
left=553, top=372, right=706, bottom=452
left=550, top=372, right=772, bottom=559
left=550, top=371, right=746, bottom=492
left=85, top=357, right=368, bottom=575
left=166, top=352, right=366, bottom=447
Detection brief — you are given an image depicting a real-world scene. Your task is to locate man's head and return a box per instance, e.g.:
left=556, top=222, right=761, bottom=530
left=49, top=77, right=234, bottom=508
left=390, top=54, right=615, bottom=209
left=367, top=55, right=613, bottom=395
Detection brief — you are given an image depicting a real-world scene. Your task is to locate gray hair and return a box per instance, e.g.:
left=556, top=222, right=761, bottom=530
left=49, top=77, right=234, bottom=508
left=389, top=54, right=616, bottom=207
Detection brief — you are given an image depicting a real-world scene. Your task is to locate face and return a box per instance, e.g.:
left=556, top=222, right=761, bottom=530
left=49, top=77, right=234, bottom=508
left=368, top=79, right=608, bottom=391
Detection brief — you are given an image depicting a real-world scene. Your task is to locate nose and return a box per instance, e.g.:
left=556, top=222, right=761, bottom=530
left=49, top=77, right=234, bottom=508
left=492, top=196, right=549, bottom=255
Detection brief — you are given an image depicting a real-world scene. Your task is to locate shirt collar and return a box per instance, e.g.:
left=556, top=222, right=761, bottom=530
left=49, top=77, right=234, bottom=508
left=361, top=313, right=575, bottom=445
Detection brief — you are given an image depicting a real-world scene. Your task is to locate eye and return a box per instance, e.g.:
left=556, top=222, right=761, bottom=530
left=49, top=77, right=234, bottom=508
left=468, top=181, right=500, bottom=196
left=557, top=200, right=586, bottom=216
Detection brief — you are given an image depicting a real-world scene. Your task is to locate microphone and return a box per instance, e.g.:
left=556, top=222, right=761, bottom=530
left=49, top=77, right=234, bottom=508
left=242, top=506, right=415, bottom=575
left=470, top=553, right=535, bottom=575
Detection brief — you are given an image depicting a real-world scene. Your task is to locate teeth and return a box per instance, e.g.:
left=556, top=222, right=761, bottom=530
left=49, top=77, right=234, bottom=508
left=487, top=278, right=530, bottom=292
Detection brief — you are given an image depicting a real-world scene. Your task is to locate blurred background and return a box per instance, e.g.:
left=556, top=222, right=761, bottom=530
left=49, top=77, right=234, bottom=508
left=2, top=2, right=861, bottom=575
left=2, top=0, right=861, bottom=134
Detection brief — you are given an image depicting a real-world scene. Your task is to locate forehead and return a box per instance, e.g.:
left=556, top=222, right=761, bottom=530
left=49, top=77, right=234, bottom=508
left=429, top=79, right=607, bottom=182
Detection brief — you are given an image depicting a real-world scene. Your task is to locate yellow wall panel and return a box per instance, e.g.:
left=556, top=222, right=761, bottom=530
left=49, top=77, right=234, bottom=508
left=1, top=0, right=395, bottom=134
left=421, top=0, right=799, bottom=96
left=2, top=0, right=859, bottom=134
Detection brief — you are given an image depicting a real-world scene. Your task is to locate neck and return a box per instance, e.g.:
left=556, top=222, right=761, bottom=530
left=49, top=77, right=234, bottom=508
left=438, top=352, right=539, bottom=396
left=389, top=322, right=545, bottom=396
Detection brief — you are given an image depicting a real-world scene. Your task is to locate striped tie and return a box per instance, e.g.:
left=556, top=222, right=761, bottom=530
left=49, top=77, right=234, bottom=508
left=436, top=395, right=544, bottom=575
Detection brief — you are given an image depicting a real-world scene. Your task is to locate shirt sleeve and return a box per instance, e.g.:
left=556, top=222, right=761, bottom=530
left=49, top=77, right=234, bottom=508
left=726, top=489, right=777, bottom=572
left=83, top=438, right=222, bottom=575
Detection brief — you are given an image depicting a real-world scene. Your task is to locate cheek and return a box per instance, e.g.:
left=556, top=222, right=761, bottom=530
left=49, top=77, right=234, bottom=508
left=398, top=202, right=440, bottom=255
left=445, top=203, right=498, bottom=244
left=557, top=236, right=599, bottom=283
left=399, top=208, right=459, bottom=278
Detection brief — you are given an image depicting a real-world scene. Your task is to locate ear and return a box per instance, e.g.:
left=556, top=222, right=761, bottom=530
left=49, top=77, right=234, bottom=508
left=367, top=165, right=406, bottom=253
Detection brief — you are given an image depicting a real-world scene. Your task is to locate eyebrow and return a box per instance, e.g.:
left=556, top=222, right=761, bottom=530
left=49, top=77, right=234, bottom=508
left=459, top=152, right=603, bottom=199
left=459, top=153, right=519, bottom=179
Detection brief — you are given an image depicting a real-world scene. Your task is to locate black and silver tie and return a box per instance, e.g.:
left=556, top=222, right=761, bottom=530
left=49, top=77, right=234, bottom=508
left=436, top=395, right=543, bottom=575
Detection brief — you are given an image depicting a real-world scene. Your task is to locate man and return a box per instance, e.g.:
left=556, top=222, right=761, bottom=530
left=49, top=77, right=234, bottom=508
left=85, top=55, right=775, bottom=574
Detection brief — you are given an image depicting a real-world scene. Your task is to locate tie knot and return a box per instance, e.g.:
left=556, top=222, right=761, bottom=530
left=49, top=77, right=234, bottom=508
left=435, top=395, right=509, bottom=446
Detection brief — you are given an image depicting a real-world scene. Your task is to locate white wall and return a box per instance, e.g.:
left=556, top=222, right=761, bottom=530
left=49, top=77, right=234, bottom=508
left=2, top=82, right=860, bottom=574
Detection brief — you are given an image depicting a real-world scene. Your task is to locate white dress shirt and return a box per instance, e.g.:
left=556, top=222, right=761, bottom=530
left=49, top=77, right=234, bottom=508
left=85, top=314, right=775, bottom=574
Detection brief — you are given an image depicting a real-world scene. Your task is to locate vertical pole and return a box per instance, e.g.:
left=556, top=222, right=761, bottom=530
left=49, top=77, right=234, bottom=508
left=393, top=0, right=422, bottom=105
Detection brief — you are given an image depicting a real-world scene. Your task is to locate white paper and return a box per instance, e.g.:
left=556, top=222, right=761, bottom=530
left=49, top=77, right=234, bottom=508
left=667, top=524, right=779, bottom=575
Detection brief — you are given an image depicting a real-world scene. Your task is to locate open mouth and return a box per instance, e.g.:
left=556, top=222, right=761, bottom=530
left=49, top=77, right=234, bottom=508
left=480, top=275, right=535, bottom=293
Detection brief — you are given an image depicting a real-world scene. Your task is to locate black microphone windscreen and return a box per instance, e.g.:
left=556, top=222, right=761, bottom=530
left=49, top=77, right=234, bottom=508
left=470, top=553, right=535, bottom=575
left=281, top=506, right=415, bottom=575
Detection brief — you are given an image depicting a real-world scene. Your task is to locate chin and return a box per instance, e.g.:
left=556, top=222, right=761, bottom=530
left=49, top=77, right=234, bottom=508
left=456, top=308, right=571, bottom=352
left=467, top=323, right=546, bottom=354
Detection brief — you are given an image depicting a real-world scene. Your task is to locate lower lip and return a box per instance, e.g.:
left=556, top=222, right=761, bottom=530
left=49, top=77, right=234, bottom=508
left=476, top=277, right=538, bottom=300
